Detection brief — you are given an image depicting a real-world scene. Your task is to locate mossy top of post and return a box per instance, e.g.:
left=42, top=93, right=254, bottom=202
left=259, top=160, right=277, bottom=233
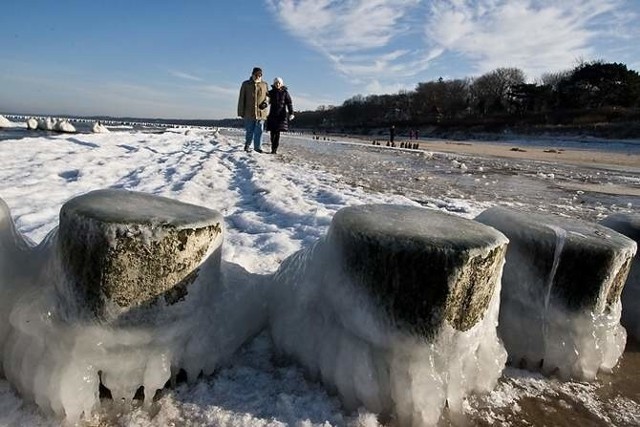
left=60, top=189, right=222, bottom=229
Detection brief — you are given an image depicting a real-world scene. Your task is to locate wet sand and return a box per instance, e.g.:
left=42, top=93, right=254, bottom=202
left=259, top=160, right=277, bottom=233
left=467, top=337, right=640, bottom=426
left=415, top=139, right=640, bottom=170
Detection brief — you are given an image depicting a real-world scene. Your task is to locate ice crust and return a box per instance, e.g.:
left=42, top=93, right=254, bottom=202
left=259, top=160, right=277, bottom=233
left=53, top=119, right=76, bottom=133
left=0, top=115, right=14, bottom=128
left=0, top=198, right=43, bottom=364
left=61, top=189, right=223, bottom=230
left=269, top=208, right=508, bottom=426
left=476, top=207, right=635, bottom=380
left=37, top=118, right=54, bottom=131
left=600, top=213, right=640, bottom=340
left=0, top=198, right=266, bottom=423
left=26, top=117, right=38, bottom=130
left=91, top=122, right=110, bottom=133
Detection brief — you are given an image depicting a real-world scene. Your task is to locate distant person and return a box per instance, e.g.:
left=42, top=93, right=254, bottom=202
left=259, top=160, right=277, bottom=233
left=266, top=77, right=294, bottom=154
left=389, top=125, right=395, bottom=144
left=237, top=67, right=269, bottom=153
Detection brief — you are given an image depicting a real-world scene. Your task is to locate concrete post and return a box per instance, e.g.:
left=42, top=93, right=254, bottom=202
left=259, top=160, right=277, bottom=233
left=58, top=189, right=224, bottom=320
left=476, top=206, right=636, bottom=379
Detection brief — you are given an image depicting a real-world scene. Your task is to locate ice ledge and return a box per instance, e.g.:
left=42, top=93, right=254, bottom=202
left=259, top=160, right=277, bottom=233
left=600, top=213, right=640, bottom=341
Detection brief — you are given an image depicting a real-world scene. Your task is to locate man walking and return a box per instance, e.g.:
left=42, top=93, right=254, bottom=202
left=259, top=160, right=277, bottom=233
left=238, top=67, right=269, bottom=153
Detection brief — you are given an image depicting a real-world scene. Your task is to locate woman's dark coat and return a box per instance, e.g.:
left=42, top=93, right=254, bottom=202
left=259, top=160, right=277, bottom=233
left=267, top=86, right=293, bottom=132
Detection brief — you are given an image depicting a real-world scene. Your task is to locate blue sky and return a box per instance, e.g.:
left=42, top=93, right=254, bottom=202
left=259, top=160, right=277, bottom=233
left=1, top=0, right=639, bottom=120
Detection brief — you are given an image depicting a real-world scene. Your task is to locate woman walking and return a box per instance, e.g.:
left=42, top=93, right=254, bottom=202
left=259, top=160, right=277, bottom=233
left=266, top=77, right=294, bottom=154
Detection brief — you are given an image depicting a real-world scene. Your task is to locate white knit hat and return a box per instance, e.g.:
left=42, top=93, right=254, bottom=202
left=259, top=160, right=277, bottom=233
left=273, top=77, right=284, bottom=85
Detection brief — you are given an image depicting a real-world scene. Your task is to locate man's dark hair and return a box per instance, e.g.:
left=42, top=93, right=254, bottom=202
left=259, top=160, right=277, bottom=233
left=252, top=67, right=263, bottom=75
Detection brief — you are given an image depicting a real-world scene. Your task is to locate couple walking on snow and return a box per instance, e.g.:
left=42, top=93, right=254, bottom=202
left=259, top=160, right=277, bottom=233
left=237, top=66, right=294, bottom=154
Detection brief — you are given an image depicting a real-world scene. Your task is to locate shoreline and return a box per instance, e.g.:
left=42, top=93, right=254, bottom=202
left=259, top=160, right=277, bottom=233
left=287, top=132, right=640, bottom=202
left=415, top=139, right=640, bottom=169
left=317, top=133, right=640, bottom=170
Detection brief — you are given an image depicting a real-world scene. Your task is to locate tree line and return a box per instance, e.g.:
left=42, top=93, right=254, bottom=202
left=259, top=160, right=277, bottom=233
left=294, top=61, right=640, bottom=137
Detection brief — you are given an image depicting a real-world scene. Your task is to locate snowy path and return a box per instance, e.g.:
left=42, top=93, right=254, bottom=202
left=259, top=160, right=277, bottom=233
left=0, top=128, right=411, bottom=271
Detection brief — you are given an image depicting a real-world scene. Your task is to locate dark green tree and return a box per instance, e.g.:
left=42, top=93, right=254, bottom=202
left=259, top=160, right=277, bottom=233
left=557, top=61, right=640, bottom=109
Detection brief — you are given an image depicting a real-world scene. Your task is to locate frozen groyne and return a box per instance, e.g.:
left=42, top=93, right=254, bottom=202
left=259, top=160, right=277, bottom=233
left=2, top=190, right=637, bottom=425
left=91, top=121, right=110, bottom=133
left=26, top=117, right=38, bottom=130
left=600, top=213, right=640, bottom=341
left=33, top=117, right=76, bottom=133
left=269, top=204, right=509, bottom=426
left=53, top=119, right=76, bottom=133
left=0, top=115, right=14, bottom=128
left=36, top=117, right=54, bottom=131
left=476, top=206, right=636, bottom=380
left=0, top=190, right=266, bottom=423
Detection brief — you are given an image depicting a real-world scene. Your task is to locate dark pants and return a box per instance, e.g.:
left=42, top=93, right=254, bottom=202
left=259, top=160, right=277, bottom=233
left=270, top=131, right=281, bottom=153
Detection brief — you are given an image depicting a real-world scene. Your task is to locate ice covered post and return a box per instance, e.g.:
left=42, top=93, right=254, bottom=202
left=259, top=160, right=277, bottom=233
left=600, top=213, right=640, bottom=341
left=1, top=189, right=234, bottom=423
left=476, top=206, right=636, bottom=380
left=269, top=204, right=509, bottom=426
left=58, top=189, right=224, bottom=320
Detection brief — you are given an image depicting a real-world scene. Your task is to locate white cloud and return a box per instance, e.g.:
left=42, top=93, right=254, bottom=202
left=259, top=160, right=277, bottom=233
left=424, top=0, right=633, bottom=78
left=291, top=92, right=338, bottom=111
left=268, top=0, right=637, bottom=96
left=201, top=84, right=238, bottom=97
left=328, top=48, right=444, bottom=81
left=363, top=79, right=412, bottom=95
left=169, top=70, right=204, bottom=82
left=267, top=0, right=427, bottom=90
left=268, top=0, right=418, bottom=52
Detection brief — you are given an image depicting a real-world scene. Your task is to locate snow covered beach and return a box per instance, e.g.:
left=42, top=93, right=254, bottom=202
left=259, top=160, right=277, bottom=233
left=0, top=123, right=639, bottom=426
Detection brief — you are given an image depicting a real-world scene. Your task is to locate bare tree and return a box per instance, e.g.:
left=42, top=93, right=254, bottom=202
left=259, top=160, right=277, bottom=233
left=441, top=78, right=471, bottom=119
left=538, top=70, right=570, bottom=91
left=470, top=68, right=526, bottom=115
left=413, top=78, right=446, bottom=121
